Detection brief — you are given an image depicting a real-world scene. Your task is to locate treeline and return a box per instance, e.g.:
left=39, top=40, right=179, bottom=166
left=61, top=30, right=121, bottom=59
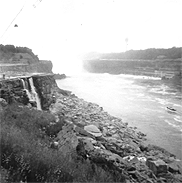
left=100, top=47, right=181, bottom=60
left=0, top=44, right=39, bottom=60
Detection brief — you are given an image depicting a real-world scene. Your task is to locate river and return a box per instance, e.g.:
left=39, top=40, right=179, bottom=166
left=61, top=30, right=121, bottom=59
left=56, top=73, right=182, bottom=159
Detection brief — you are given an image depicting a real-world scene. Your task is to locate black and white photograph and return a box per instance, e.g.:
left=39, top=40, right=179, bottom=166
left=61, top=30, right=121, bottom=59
left=0, top=0, right=182, bottom=182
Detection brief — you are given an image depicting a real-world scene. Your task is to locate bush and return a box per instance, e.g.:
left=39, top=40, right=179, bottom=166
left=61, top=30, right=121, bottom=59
left=0, top=103, right=73, bottom=182
left=0, top=103, right=126, bottom=182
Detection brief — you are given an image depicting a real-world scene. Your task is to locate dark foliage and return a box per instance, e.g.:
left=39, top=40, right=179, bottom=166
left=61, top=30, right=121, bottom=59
left=83, top=47, right=181, bottom=61
left=100, top=47, right=181, bottom=60
left=0, top=103, right=126, bottom=182
left=0, top=44, right=39, bottom=61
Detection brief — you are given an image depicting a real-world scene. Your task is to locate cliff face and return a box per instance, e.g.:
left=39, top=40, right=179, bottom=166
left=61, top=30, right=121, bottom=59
left=0, top=74, right=58, bottom=110
left=83, top=59, right=182, bottom=82
left=27, top=60, right=53, bottom=73
left=0, top=60, right=53, bottom=75
left=32, top=75, right=58, bottom=110
left=0, top=45, right=53, bottom=75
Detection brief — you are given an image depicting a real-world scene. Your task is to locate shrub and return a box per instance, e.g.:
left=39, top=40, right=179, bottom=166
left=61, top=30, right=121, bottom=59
left=0, top=103, right=126, bottom=182
left=0, top=103, right=73, bottom=182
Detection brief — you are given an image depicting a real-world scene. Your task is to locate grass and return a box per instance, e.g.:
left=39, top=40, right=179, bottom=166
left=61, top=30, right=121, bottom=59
left=0, top=102, right=126, bottom=182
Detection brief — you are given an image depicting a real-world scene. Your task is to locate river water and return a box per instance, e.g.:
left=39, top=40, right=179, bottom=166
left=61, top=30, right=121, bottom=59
left=56, top=73, right=182, bottom=159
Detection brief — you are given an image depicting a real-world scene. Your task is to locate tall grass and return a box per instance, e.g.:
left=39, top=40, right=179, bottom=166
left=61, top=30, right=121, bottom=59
left=0, top=103, right=126, bottom=182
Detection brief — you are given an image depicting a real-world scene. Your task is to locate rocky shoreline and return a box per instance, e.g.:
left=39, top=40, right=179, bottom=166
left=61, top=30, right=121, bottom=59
left=49, top=88, right=182, bottom=183
left=1, top=74, right=182, bottom=182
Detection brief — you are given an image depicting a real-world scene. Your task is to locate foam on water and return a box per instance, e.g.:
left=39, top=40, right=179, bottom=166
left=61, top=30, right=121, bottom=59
left=165, top=119, right=182, bottom=132
left=174, top=117, right=182, bottom=123
left=173, top=103, right=182, bottom=107
left=155, top=98, right=169, bottom=105
left=118, top=74, right=161, bottom=80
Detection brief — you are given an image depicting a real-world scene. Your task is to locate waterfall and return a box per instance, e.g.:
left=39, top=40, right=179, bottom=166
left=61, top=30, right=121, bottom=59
left=28, top=77, right=42, bottom=110
left=21, top=78, right=42, bottom=110
left=21, top=78, right=33, bottom=101
left=21, top=78, right=26, bottom=89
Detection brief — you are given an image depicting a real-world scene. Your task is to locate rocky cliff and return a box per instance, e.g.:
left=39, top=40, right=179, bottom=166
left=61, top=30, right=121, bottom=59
left=0, top=74, right=59, bottom=110
left=0, top=45, right=53, bottom=75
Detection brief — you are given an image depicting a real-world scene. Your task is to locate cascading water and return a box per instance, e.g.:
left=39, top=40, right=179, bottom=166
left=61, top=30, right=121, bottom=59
left=21, top=78, right=26, bottom=89
left=21, top=78, right=42, bottom=110
left=28, top=77, right=42, bottom=110
left=21, top=79, right=33, bottom=100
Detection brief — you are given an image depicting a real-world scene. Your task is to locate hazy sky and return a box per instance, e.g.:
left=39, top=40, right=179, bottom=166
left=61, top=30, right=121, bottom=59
left=0, top=0, right=181, bottom=73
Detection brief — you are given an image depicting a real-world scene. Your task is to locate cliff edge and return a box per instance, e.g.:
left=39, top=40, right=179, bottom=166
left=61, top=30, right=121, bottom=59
left=0, top=44, right=53, bottom=76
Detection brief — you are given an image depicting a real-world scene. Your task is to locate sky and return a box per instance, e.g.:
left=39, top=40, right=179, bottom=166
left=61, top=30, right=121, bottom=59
left=0, top=0, right=181, bottom=74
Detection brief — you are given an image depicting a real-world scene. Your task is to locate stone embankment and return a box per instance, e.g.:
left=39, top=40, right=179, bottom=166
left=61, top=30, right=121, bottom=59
left=49, top=91, right=182, bottom=183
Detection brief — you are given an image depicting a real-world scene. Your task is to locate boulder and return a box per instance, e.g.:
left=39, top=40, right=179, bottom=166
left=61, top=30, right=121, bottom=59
left=168, top=160, right=182, bottom=174
left=78, top=137, right=95, bottom=152
left=0, top=98, right=8, bottom=112
left=74, top=125, right=95, bottom=138
left=84, top=124, right=102, bottom=137
left=146, top=159, right=168, bottom=175
left=0, top=98, right=8, bottom=107
left=56, top=124, right=78, bottom=156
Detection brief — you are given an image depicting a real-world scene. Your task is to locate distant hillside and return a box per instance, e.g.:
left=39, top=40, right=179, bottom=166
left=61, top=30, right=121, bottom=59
left=0, top=44, right=53, bottom=75
left=83, top=47, right=181, bottom=60
left=83, top=47, right=182, bottom=86
left=83, top=58, right=181, bottom=74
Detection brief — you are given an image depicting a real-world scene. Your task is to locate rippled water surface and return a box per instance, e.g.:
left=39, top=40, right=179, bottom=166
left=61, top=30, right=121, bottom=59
left=57, top=73, right=182, bottom=159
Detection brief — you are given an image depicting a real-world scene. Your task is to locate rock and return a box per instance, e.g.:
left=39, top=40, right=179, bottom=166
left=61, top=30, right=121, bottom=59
left=130, top=157, right=139, bottom=164
left=112, top=133, right=121, bottom=139
left=168, top=160, right=182, bottom=174
left=139, top=141, right=149, bottom=151
left=106, top=152, right=124, bottom=163
left=50, top=141, right=59, bottom=149
left=123, top=156, right=135, bottom=162
left=56, top=124, right=78, bottom=156
left=102, top=126, right=108, bottom=136
left=78, top=137, right=95, bottom=152
left=0, top=98, right=8, bottom=107
left=74, top=126, right=95, bottom=139
left=127, top=169, right=148, bottom=182
left=138, top=157, right=147, bottom=162
left=0, top=98, right=8, bottom=112
left=173, top=174, right=182, bottom=182
left=84, top=124, right=102, bottom=137
left=128, top=140, right=141, bottom=152
left=146, top=159, right=168, bottom=175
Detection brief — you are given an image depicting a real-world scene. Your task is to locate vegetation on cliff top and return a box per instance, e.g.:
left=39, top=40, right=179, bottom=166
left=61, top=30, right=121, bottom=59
left=0, top=44, right=39, bottom=63
left=84, top=47, right=181, bottom=60
left=0, top=44, right=54, bottom=74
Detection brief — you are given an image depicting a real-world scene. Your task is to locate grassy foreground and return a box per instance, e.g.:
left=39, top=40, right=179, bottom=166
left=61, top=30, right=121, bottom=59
left=0, top=102, right=125, bottom=183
